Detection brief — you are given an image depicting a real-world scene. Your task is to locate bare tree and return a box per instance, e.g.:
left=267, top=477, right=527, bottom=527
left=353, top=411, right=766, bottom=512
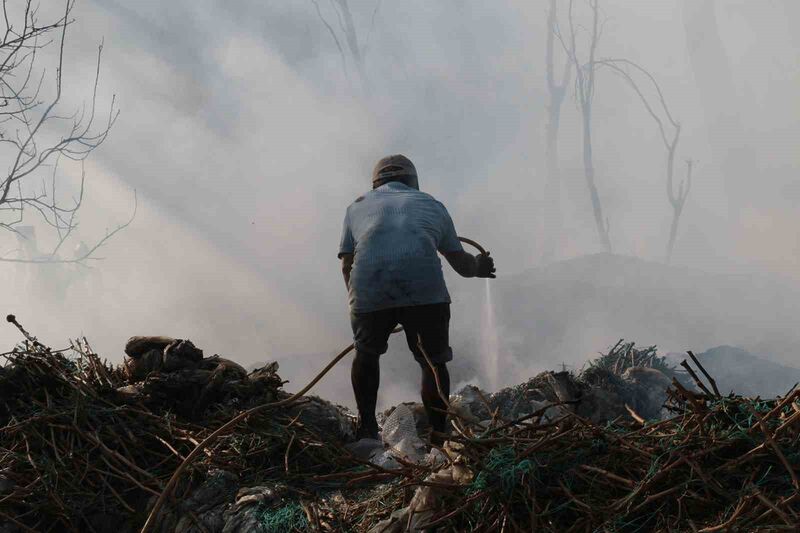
left=559, top=0, right=611, bottom=252
left=541, top=0, right=572, bottom=263
left=666, top=159, right=692, bottom=262
left=682, top=0, right=753, bottom=214
left=0, top=0, right=133, bottom=265
left=594, top=58, right=693, bottom=263
left=310, top=0, right=381, bottom=93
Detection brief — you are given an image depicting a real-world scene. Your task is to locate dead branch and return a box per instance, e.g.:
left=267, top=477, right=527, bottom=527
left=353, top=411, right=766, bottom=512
left=0, top=0, right=131, bottom=265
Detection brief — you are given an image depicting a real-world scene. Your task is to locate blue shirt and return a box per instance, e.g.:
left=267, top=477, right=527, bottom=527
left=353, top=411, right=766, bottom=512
left=339, top=182, right=464, bottom=313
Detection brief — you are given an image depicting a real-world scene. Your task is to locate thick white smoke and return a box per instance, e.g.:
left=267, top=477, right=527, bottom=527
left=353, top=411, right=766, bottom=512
left=3, top=1, right=798, bottom=407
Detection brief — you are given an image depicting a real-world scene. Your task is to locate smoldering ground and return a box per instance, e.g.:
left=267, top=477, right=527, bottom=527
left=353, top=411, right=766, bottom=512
left=2, top=1, right=798, bottom=408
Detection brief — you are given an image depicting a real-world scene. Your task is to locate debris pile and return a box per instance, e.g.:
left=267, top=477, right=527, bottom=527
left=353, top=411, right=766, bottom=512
left=0, top=331, right=353, bottom=532
left=334, top=373, right=800, bottom=531
left=451, top=339, right=679, bottom=426
left=1, top=324, right=798, bottom=532
left=686, top=345, right=800, bottom=399
left=585, top=339, right=677, bottom=377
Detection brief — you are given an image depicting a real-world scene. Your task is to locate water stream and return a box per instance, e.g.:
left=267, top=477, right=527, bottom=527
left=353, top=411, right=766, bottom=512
left=481, top=278, right=500, bottom=392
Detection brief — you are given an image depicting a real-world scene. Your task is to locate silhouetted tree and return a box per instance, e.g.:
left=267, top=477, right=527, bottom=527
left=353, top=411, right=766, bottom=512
left=0, top=0, right=134, bottom=265
left=541, top=0, right=572, bottom=262
left=594, top=58, right=693, bottom=263
left=310, top=0, right=382, bottom=93
left=666, top=159, right=692, bottom=262
left=682, top=0, right=754, bottom=214
left=560, top=0, right=611, bottom=252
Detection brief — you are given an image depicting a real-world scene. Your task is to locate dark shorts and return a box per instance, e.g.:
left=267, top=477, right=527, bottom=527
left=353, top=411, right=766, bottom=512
left=350, top=303, right=453, bottom=365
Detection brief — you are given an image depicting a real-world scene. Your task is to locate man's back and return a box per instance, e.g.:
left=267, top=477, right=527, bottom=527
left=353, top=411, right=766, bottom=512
left=340, top=154, right=495, bottom=442
left=339, top=181, right=463, bottom=313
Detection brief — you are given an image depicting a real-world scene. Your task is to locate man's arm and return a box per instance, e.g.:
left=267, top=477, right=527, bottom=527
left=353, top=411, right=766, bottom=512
left=443, top=250, right=495, bottom=278
left=443, top=250, right=477, bottom=277
left=341, top=253, right=354, bottom=289
left=338, top=206, right=355, bottom=291
left=436, top=202, right=495, bottom=279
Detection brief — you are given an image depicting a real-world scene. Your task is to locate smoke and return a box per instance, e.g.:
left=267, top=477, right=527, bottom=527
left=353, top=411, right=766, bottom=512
left=3, top=1, right=798, bottom=407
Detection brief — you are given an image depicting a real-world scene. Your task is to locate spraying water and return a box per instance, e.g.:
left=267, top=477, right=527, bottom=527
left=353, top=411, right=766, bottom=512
left=456, top=237, right=499, bottom=391
left=481, top=278, right=500, bottom=392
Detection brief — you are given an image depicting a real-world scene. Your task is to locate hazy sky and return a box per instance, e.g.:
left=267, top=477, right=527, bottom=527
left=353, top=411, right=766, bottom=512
left=3, top=1, right=798, bottom=405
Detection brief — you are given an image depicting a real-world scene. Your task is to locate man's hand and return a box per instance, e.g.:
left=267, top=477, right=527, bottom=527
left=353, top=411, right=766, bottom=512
left=443, top=250, right=496, bottom=279
left=475, top=252, right=496, bottom=278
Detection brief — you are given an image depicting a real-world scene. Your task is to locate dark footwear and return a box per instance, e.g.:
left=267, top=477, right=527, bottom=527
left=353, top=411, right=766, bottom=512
left=429, top=429, right=448, bottom=447
left=355, top=420, right=379, bottom=440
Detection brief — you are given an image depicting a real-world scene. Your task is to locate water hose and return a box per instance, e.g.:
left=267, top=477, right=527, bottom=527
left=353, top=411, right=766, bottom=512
left=458, top=236, right=488, bottom=255
left=141, top=236, right=489, bottom=532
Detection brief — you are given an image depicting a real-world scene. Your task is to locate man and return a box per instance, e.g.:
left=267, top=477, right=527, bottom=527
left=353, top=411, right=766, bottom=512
left=338, top=154, right=495, bottom=443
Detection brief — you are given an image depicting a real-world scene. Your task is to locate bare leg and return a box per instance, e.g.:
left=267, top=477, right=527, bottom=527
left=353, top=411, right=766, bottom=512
left=352, top=351, right=380, bottom=439
left=420, top=362, right=450, bottom=444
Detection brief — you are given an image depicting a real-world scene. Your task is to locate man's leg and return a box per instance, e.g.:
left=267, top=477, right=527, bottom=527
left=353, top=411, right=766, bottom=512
left=350, top=309, right=395, bottom=440
left=352, top=350, right=380, bottom=439
left=420, top=360, right=450, bottom=442
left=403, top=304, right=454, bottom=445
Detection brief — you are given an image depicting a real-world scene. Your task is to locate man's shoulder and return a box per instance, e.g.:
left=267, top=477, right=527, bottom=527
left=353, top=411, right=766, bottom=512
left=396, top=188, right=443, bottom=206
left=417, top=192, right=448, bottom=213
left=345, top=192, right=370, bottom=211
left=346, top=188, right=446, bottom=211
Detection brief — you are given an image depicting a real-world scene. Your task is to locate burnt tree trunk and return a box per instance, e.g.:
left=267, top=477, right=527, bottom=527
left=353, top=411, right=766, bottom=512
left=580, top=103, right=612, bottom=253
left=337, top=0, right=368, bottom=91
left=542, top=0, right=571, bottom=262
left=570, top=0, right=611, bottom=252
left=666, top=159, right=692, bottom=263
left=682, top=0, right=755, bottom=215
